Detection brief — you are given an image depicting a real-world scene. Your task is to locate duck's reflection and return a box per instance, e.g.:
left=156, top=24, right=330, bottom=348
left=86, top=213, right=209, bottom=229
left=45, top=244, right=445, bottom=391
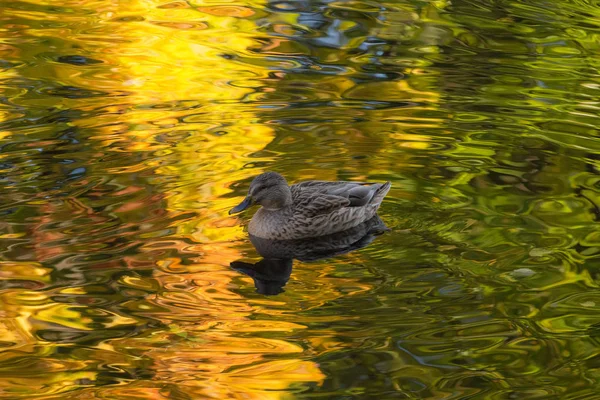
left=231, top=216, right=388, bottom=295
left=231, top=258, right=293, bottom=296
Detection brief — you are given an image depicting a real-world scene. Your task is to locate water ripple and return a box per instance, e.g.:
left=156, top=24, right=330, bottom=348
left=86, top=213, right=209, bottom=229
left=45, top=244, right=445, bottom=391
left=1, top=0, right=600, bottom=397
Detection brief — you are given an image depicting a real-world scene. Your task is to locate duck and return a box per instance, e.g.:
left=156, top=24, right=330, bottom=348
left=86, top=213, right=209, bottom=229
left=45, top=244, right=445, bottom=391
left=229, top=172, right=391, bottom=240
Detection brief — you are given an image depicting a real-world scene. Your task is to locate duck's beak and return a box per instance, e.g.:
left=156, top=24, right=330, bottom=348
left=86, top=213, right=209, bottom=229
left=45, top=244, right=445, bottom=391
left=229, top=196, right=252, bottom=215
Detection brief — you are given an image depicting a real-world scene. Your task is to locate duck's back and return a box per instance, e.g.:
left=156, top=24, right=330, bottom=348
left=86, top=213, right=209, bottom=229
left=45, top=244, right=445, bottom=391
left=291, top=180, right=390, bottom=206
left=286, top=180, right=391, bottom=238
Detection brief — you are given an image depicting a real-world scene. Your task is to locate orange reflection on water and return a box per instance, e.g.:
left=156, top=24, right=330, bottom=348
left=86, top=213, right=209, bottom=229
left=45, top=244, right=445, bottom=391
left=2, top=0, right=407, bottom=397
left=115, top=256, right=327, bottom=399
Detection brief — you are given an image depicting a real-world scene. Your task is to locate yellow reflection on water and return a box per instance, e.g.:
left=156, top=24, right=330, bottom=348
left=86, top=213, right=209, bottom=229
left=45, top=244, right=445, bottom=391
left=0, top=0, right=324, bottom=397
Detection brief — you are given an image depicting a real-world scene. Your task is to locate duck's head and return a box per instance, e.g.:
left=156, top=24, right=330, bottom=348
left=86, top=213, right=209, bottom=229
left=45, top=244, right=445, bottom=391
left=229, top=172, right=292, bottom=214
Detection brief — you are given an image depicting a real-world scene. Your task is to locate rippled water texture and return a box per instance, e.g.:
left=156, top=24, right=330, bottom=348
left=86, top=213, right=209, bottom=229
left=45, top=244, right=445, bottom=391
left=1, top=0, right=600, bottom=398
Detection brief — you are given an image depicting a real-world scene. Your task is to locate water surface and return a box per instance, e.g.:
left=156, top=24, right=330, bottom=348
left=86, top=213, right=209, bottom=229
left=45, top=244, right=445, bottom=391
left=1, top=0, right=600, bottom=398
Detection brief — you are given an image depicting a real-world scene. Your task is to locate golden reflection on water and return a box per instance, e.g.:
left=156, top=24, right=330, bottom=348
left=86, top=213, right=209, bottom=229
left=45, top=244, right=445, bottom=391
left=2, top=0, right=600, bottom=397
left=0, top=1, right=326, bottom=397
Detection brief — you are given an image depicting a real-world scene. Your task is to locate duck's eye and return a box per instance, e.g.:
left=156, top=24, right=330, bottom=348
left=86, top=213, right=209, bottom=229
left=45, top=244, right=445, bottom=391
left=250, top=186, right=261, bottom=196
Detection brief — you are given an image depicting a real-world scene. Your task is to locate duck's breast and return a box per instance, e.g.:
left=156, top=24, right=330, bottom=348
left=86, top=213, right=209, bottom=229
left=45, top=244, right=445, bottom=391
left=248, top=208, right=294, bottom=240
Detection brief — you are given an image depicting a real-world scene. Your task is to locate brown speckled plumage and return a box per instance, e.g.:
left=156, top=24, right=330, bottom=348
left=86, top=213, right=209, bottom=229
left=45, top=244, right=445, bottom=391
left=230, top=172, right=391, bottom=240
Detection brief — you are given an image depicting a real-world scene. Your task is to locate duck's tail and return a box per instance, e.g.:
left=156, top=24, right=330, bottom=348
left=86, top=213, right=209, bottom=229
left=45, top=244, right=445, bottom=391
left=370, top=181, right=391, bottom=209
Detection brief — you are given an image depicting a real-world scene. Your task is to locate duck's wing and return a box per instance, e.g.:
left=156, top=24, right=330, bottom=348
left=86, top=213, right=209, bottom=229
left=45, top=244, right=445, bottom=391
left=292, top=181, right=389, bottom=207
left=293, top=191, right=351, bottom=218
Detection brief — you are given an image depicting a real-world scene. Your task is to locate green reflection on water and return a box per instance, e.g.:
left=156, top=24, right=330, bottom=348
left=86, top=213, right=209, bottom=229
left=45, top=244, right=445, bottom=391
left=1, top=0, right=600, bottom=398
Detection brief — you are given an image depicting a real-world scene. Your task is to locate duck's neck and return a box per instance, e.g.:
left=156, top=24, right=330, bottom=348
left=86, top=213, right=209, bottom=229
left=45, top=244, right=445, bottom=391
left=262, top=204, right=293, bottom=216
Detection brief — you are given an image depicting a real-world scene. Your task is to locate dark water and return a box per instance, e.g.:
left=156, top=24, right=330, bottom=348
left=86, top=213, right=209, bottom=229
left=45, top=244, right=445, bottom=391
left=1, top=0, right=600, bottom=398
